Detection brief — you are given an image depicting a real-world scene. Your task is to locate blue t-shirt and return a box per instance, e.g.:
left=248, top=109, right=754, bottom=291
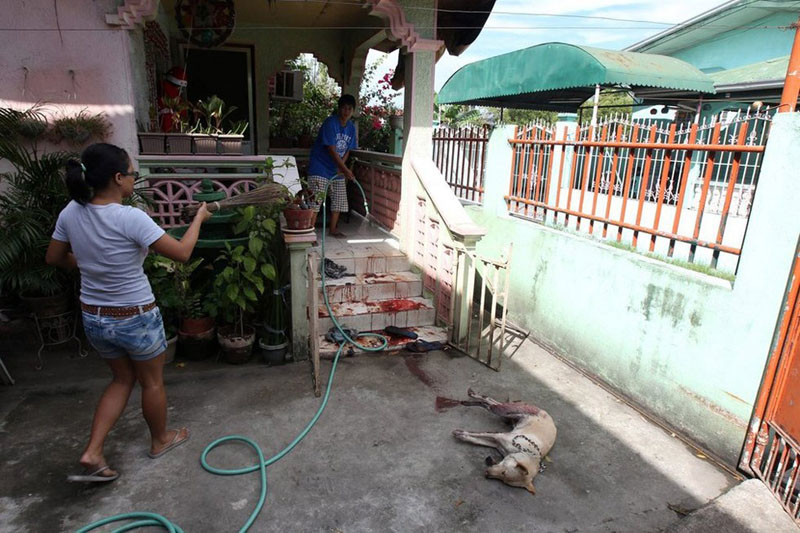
left=52, top=201, right=165, bottom=306
left=307, top=115, right=357, bottom=179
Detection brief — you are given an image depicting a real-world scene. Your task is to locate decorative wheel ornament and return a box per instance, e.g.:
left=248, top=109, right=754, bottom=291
left=175, top=0, right=235, bottom=48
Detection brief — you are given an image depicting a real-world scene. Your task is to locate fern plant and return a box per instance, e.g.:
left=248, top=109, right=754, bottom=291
left=0, top=107, right=74, bottom=296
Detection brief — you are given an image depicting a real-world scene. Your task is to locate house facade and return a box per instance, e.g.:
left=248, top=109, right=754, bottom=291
left=626, top=0, right=800, bottom=120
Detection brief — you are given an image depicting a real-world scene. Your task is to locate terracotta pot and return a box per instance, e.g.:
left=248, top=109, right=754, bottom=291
left=283, top=207, right=316, bottom=230
left=218, top=325, right=256, bottom=364
left=192, top=134, right=218, bottom=154
left=177, top=326, right=216, bottom=360
left=166, top=133, right=192, bottom=155
left=180, top=316, right=215, bottom=335
left=217, top=134, right=244, bottom=155
left=163, top=335, right=178, bottom=364
left=139, top=133, right=166, bottom=154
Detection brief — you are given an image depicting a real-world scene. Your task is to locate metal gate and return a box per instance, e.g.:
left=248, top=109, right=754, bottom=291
left=448, top=245, right=512, bottom=371
left=741, top=245, right=800, bottom=522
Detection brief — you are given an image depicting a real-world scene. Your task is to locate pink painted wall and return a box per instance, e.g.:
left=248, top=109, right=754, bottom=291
left=0, top=0, right=140, bottom=159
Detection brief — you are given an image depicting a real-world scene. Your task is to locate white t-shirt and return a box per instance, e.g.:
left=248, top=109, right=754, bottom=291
left=52, top=201, right=165, bottom=306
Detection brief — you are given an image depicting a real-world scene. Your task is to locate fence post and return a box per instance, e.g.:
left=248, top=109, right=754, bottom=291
left=481, top=125, right=516, bottom=217
left=548, top=115, right=577, bottom=207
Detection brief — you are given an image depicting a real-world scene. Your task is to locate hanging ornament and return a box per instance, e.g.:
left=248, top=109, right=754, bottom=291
left=175, top=0, right=236, bottom=48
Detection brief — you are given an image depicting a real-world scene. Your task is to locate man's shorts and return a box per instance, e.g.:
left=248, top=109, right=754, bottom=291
left=82, top=306, right=167, bottom=361
left=308, top=175, right=348, bottom=213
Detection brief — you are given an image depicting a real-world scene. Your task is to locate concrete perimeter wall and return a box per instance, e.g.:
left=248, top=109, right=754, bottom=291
left=466, top=113, right=800, bottom=464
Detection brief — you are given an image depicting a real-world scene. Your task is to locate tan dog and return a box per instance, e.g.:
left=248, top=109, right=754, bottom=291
left=452, top=389, right=557, bottom=494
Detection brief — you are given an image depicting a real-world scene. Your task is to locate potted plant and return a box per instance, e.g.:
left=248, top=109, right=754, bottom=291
left=218, top=120, right=248, bottom=155
left=231, top=203, right=286, bottom=364
left=174, top=258, right=218, bottom=360
left=51, top=110, right=112, bottom=147
left=144, top=255, right=181, bottom=363
left=193, top=95, right=237, bottom=155
left=282, top=179, right=321, bottom=232
left=0, top=107, right=75, bottom=320
left=214, top=206, right=278, bottom=364
left=162, top=97, right=193, bottom=155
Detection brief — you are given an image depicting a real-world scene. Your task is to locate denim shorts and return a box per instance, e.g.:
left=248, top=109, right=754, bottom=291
left=82, top=307, right=167, bottom=361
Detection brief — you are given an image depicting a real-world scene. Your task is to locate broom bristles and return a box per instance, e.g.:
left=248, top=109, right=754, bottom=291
left=181, top=182, right=289, bottom=218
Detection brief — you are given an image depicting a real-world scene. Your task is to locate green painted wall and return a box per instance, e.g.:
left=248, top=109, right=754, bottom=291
left=467, top=114, right=800, bottom=464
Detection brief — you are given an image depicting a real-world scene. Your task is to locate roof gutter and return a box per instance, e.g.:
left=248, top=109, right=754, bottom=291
left=715, top=79, right=785, bottom=92
left=624, top=0, right=744, bottom=52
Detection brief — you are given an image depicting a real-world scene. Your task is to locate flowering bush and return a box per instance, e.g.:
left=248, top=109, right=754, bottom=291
left=357, top=61, right=401, bottom=153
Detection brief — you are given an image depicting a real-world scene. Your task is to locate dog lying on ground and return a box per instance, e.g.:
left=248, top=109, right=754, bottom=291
left=452, top=389, right=557, bottom=494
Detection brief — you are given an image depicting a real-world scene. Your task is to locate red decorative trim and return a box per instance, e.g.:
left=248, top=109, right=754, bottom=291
left=106, top=0, right=160, bottom=29
left=367, top=0, right=444, bottom=53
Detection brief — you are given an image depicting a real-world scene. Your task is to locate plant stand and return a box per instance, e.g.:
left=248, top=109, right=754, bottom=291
left=31, top=310, right=87, bottom=370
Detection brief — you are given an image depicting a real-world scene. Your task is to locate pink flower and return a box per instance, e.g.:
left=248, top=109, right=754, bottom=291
left=372, top=118, right=382, bottom=130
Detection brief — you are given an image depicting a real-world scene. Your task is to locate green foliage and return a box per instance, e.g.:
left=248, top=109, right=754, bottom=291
left=0, top=106, right=74, bottom=296
left=503, top=108, right=558, bottom=126
left=169, top=257, right=217, bottom=319
left=51, top=110, right=112, bottom=146
left=215, top=205, right=280, bottom=334
left=578, top=89, right=634, bottom=124
left=357, top=58, right=400, bottom=153
left=194, top=95, right=238, bottom=134
left=269, top=55, right=339, bottom=141
left=144, top=254, right=182, bottom=337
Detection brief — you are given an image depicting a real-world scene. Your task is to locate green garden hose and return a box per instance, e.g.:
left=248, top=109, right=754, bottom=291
left=76, top=176, right=387, bottom=532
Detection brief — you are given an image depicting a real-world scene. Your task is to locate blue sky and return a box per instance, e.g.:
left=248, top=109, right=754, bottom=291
left=367, top=0, right=724, bottom=96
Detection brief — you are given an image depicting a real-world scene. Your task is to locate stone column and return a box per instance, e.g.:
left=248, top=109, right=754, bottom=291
left=284, top=232, right=316, bottom=361
left=399, top=49, right=436, bottom=256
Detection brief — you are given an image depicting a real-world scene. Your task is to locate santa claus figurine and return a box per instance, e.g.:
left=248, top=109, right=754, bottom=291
left=158, top=66, right=189, bottom=133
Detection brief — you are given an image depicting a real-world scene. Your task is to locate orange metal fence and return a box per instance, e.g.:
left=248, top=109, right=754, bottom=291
left=432, top=125, right=489, bottom=202
left=506, top=109, right=773, bottom=272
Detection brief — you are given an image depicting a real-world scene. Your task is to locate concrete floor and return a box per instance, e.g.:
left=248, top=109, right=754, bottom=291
left=0, top=315, right=752, bottom=533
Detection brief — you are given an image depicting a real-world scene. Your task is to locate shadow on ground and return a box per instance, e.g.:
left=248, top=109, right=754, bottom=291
left=1, top=318, right=737, bottom=532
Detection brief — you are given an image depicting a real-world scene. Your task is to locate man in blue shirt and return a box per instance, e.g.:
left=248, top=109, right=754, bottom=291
left=307, top=94, right=358, bottom=237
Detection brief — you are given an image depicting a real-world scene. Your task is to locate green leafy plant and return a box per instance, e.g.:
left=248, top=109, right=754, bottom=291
left=215, top=206, right=280, bottom=336
left=51, top=110, right=112, bottom=146
left=171, top=257, right=217, bottom=319
left=194, top=95, right=238, bottom=135
left=144, top=254, right=182, bottom=338
left=0, top=107, right=74, bottom=296
left=161, top=96, right=191, bottom=133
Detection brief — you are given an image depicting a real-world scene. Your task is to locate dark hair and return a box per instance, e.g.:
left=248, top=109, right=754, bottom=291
left=338, top=94, right=356, bottom=109
left=65, top=143, right=130, bottom=204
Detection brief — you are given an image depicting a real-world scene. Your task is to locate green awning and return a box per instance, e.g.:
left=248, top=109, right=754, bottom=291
left=438, top=42, right=716, bottom=111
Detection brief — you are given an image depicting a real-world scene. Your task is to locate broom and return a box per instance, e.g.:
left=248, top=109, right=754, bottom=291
left=181, top=182, right=289, bottom=218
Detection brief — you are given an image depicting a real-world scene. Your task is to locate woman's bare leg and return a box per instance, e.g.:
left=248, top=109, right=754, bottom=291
left=79, top=357, right=136, bottom=475
left=132, top=353, right=187, bottom=455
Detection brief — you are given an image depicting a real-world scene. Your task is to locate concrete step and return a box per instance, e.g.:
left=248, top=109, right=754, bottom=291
left=320, top=271, right=423, bottom=304
left=317, top=325, right=449, bottom=358
left=321, top=245, right=410, bottom=275
left=318, top=296, right=436, bottom=333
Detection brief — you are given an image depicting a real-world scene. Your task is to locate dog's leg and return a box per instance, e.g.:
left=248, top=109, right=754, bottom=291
left=463, top=389, right=540, bottom=422
left=452, top=429, right=503, bottom=449
left=460, top=389, right=504, bottom=411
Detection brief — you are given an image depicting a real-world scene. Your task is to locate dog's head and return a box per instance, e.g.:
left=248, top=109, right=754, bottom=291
left=485, top=452, right=540, bottom=494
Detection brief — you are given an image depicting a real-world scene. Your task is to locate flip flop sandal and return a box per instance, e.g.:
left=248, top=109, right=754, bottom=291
left=383, top=326, right=418, bottom=340
left=67, top=465, right=119, bottom=483
left=148, top=428, right=190, bottom=459
left=405, top=340, right=447, bottom=353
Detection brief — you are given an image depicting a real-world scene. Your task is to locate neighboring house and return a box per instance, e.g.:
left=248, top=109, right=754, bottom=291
left=625, top=0, right=800, bottom=120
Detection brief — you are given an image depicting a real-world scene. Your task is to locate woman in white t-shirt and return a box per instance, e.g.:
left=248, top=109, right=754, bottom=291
left=46, top=143, right=212, bottom=483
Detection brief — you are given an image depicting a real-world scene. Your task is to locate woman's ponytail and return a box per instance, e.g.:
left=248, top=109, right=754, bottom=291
left=65, top=158, right=92, bottom=204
